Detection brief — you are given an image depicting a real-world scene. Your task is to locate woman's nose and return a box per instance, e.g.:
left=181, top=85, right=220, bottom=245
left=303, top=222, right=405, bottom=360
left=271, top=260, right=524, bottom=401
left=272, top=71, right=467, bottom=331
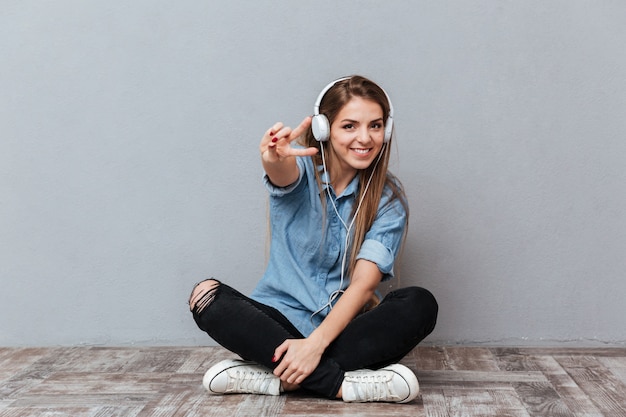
left=356, top=127, right=371, bottom=143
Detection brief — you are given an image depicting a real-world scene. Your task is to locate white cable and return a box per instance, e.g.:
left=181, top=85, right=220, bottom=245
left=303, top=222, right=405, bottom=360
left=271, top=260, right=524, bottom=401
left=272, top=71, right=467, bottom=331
left=310, top=143, right=385, bottom=324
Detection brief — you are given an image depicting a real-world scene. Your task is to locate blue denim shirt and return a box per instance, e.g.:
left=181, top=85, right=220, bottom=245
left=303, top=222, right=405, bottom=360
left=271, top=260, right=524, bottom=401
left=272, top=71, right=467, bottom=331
left=250, top=155, right=407, bottom=337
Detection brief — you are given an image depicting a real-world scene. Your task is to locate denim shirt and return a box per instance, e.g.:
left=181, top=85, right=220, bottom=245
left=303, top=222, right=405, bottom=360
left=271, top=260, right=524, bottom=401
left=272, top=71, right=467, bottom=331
left=250, top=155, right=407, bottom=337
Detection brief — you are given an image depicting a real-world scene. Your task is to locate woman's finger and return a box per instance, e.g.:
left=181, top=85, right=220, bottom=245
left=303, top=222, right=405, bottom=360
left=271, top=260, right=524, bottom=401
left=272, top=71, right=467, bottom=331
left=287, top=116, right=312, bottom=142
left=286, top=146, right=318, bottom=157
left=272, top=340, right=291, bottom=377
left=260, top=122, right=284, bottom=155
left=287, top=371, right=300, bottom=384
left=266, top=122, right=283, bottom=138
left=273, top=341, right=288, bottom=363
left=274, top=126, right=292, bottom=141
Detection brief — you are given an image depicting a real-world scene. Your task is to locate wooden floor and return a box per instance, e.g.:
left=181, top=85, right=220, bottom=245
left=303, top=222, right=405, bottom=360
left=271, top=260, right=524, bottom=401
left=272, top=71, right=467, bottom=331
left=1, top=346, right=626, bottom=416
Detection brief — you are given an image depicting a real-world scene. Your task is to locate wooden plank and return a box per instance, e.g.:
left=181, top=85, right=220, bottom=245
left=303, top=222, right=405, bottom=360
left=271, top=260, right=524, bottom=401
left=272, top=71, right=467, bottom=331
left=526, top=355, right=603, bottom=417
left=175, top=347, right=217, bottom=374
left=556, top=355, right=626, bottom=416
left=0, top=407, right=96, bottom=417
left=493, top=348, right=547, bottom=372
left=598, top=356, right=626, bottom=387
left=134, top=388, right=197, bottom=417
left=0, top=350, right=59, bottom=399
left=20, top=347, right=140, bottom=373
left=512, top=348, right=626, bottom=357
left=421, top=388, right=451, bottom=417
left=176, top=394, right=249, bottom=417
left=90, top=406, right=144, bottom=417
left=280, top=392, right=425, bottom=416
left=24, top=372, right=172, bottom=395
left=233, top=394, right=287, bottom=417
left=0, top=348, right=50, bottom=373
left=403, top=346, right=450, bottom=371
left=512, top=381, right=574, bottom=417
left=0, top=399, right=15, bottom=411
left=419, top=370, right=548, bottom=384
left=443, top=388, right=531, bottom=417
left=10, top=394, right=148, bottom=408
left=444, top=347, right=500, bottom=371
left=121, top=348, right=192, bottom=373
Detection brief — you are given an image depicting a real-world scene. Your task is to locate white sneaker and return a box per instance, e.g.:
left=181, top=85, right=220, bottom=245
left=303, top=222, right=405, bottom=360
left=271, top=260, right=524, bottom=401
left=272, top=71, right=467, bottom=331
left=341, top=364, right=419, bottom=403
left=203, top=359, right=281, bottom=396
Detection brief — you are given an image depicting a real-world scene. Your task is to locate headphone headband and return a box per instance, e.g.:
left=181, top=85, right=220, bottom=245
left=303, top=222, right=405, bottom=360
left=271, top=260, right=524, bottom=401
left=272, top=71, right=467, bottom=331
left=313, top=77, right=350, bottom=115
left=311, top=76, right=394, bottom=143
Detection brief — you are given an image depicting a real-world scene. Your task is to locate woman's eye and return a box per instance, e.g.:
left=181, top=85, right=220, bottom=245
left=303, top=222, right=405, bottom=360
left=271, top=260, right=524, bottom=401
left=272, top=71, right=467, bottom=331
left=371, top=123, right=382, bottom=129
left=342, top=124, right=354, bottom=129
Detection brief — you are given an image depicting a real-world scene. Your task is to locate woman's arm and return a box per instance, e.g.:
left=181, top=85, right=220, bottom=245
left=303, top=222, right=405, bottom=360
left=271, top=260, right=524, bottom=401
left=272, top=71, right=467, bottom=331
left=260, top=117, right=317, bottom=187
left=272, top=259, right=382, bottom=385
left=310, top=259, right=382, bottom=347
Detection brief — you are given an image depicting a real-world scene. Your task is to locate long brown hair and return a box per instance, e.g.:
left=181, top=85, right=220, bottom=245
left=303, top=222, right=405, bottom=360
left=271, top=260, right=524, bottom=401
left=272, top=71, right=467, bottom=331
left=300, top=75, right=409, bottom=278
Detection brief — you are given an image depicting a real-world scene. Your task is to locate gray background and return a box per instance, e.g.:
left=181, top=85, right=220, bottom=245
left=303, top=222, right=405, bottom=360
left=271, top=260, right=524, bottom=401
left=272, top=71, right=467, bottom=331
left=2, top=1, right=625, bottom=346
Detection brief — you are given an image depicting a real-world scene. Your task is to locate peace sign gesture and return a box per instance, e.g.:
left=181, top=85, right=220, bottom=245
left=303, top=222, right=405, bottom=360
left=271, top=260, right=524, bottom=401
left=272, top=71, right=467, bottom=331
left=260, top=116, right=319, bottom=164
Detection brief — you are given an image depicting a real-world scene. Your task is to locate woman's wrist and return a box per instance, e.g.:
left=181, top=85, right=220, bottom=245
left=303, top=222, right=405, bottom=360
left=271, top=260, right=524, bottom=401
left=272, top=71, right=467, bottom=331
left=307, top=328, right=331, bottom=352
left=262, top=156, right=299, bottom=188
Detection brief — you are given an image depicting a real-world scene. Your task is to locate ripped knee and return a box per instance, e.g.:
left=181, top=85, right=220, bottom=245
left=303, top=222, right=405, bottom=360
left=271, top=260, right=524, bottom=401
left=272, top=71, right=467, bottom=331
left=188, top=279, right=220, bottom=314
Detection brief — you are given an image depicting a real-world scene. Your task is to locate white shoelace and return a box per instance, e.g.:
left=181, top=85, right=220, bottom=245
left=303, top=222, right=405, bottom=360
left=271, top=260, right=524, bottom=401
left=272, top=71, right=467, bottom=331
left=345, top=369, right=401, bottom=402
left=227, top=368, right=276, bottom=394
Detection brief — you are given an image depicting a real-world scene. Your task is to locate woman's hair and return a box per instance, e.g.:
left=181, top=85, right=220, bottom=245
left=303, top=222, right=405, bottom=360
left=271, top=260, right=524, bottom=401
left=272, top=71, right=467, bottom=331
left=300, top=75, right=409, bottom=278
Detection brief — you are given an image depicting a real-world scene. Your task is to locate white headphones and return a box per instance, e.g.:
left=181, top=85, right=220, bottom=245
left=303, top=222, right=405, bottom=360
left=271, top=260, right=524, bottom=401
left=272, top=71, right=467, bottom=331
left=311, top=76, right=395, bottom=143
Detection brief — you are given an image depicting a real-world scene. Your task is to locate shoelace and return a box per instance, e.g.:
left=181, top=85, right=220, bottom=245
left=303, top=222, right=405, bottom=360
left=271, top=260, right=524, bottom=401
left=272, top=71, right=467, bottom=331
left=347, top=370, right=400, bottom=402
left=229, top=368, right=274, bottom=394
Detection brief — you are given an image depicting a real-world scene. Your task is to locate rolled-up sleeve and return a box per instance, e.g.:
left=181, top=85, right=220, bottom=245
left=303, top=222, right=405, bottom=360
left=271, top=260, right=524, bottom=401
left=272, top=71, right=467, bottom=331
left=263, top=157, right=306, bottom=197
left=356, top=194, right=407, bottom=280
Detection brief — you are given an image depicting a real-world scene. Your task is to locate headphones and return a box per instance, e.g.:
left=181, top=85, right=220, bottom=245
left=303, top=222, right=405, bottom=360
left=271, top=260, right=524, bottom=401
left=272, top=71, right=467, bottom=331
left=311, top=77, right=395, bottom=143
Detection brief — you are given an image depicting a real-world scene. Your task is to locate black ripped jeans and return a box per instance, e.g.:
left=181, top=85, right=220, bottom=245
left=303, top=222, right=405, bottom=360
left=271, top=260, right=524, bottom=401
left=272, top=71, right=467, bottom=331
left=190, top=280, right=438, bottom=399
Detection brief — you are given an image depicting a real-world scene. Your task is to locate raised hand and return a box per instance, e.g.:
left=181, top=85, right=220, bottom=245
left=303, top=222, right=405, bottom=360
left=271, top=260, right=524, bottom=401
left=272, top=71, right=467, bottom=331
left=260, top=116, right=318, bottom=164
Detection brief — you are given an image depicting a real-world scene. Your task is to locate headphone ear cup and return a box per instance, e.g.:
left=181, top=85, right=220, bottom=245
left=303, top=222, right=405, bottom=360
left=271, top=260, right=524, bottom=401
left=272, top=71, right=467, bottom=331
left=311, top=114, right=330, bottom=142
left=383, top=116, right=393, bottom=143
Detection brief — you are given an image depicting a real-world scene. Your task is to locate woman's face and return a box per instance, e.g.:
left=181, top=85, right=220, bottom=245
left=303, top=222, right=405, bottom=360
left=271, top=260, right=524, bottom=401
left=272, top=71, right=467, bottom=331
left=328, top=97, right=385, bottom=176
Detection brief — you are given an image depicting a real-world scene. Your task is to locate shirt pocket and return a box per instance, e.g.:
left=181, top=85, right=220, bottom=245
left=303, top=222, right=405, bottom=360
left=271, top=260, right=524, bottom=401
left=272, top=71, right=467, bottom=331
left=289, top=226, right=323, bottom=256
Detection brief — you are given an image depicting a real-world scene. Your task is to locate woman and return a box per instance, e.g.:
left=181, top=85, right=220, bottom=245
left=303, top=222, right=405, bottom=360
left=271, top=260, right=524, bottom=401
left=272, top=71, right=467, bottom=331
left=189, top=75, right=438, bottom=403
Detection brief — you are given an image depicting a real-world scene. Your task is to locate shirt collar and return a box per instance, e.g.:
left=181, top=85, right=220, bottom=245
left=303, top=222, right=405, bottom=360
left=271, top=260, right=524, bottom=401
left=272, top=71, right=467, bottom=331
left=318, top=166, right=359, bottom=198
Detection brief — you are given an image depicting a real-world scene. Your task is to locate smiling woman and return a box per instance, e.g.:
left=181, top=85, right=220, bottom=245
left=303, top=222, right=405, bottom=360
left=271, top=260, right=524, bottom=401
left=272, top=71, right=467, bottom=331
left=188, top=75, right=438, bottom=404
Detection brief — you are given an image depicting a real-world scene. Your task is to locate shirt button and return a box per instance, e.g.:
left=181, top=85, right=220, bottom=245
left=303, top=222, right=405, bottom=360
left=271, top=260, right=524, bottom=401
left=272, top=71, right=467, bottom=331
left=331, top=245, right=339, bottom=251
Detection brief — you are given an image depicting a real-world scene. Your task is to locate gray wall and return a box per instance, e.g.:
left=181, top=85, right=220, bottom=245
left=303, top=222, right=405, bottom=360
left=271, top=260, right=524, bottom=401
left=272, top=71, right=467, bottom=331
left=2, top=1, right=625, bottom=346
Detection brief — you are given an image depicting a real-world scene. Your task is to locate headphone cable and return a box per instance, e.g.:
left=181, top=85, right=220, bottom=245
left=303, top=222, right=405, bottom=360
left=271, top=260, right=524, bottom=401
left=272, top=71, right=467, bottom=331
left=310, top=143, right=385, bottom=324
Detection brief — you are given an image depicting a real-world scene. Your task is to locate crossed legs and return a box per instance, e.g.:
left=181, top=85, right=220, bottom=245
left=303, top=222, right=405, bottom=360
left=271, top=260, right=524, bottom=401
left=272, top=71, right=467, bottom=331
left=189, top=279, right=438, bottom=399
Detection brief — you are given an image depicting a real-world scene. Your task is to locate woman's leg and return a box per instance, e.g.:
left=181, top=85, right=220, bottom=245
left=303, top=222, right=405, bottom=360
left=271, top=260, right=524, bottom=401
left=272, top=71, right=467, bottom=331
left=324, top=286, right=438, bottom=372
left=189, top=279, right=304, bottom=368
left=189, top=279, right=345, bottom=398
left=307, top=286, right=437, bottom=402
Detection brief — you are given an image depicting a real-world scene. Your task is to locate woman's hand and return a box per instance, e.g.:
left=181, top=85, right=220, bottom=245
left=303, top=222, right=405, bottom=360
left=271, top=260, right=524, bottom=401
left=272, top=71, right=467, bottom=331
left=260, top=116, right=318, bottom=187
left=260, top=116, right=318, bottom=164
left=272, top=336, right=326, bottom=385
